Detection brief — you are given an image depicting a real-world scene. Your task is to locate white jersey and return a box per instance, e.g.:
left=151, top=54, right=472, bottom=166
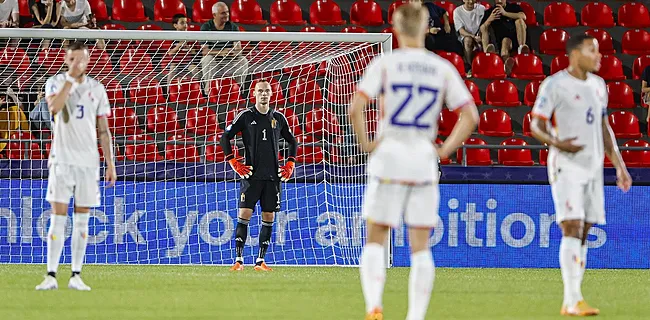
left=532, top=70, right=608, bottom=179
left=357, top=48, right=473, bottom=183
left=45, top=74, right=111, bottom=169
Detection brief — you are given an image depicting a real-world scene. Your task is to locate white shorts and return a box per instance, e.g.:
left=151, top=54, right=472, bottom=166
left=362, top=178, right=440, bottom=228
left=46, top=164, right=101, bottom=208
left=550, top=169, right=605, bottom=225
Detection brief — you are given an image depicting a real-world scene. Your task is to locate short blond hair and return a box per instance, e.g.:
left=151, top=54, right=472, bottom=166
left=393, top=4, right=429, bottom=38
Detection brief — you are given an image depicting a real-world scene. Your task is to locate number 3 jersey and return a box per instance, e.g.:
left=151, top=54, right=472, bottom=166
left=45, top=74, right=112, bottom=169
left=531, top=70, right=608, bottom=178
left=357, top=48, right=473, bottom=183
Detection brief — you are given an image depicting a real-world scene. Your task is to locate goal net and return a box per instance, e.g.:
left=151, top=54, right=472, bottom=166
left=0, top=29, right=391, bottom=266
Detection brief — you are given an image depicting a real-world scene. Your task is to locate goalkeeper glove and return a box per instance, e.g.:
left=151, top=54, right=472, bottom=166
left=227, top=155, right=252, bottom=179
left=278, top=158, right=295, bottom=182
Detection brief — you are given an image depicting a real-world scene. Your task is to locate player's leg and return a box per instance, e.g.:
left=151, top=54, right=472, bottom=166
left=232, top=180, right=261, bottom=270
left=254, top=181, right=280, bottom=271
left=559, top=219, right=584, bottom=313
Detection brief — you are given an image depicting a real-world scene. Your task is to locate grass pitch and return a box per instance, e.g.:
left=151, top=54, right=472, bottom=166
left=0, top=265, right=648, bottom=320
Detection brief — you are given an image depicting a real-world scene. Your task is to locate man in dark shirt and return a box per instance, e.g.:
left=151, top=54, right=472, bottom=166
left=411, top=0, right=462, bottom=56
left=479, top=0, right=529, bottom=73
left=220, top=80, right=297, bottom=272
left=200, top=2, right=248, bottom=86
left=642, top=65, right=650, bottom=120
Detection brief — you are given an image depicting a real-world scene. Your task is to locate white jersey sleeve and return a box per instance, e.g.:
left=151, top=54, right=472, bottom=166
left=97, top=85, right=111, bottom=117
left=531, top=77, right=557, bottom=120
left=357, top=56, right=383, bottom=99
left=45, top=77, right=62, bottom=98
left=443, top=64, right=473, bottom=111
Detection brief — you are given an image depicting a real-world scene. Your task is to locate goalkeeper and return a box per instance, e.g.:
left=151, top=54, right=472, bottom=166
left=220, top=80, right=297, bottom=271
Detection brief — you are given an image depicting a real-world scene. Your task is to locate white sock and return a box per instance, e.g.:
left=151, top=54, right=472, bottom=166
left=559, top=237, right=582, bottom=307
left=406, top=250, right=435, bottom=320
left=360, top=243, right=386, bottom=313
left=577, top=245, right=587, bottom=300
left=47, top=215, right=67, bottom=274
left=71, top=213, right=90, bottom=273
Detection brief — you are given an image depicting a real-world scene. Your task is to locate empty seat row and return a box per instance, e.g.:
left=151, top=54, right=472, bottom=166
left=544, top=1, right=650, bottom=28
left=540, top=28, right=650, bottom=55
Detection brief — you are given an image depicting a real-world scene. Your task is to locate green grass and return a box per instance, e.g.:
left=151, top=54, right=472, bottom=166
left=0, top=265, right=648, bottom=320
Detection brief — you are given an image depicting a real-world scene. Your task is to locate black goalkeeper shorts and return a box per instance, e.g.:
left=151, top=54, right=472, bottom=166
left=239, top=180, right=281, bottom=212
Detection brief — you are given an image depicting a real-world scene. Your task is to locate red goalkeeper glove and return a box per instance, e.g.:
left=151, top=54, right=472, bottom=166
left=278, top=158, right=295, bottom=182
left=227, top=156, right=252, bottom=179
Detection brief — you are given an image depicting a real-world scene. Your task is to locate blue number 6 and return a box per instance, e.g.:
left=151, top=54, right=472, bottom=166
left=390, top=84, right=439, bottom=129
left=76, top=105, right=84, bottom=119
left=586, top=107, right=594, bottom=124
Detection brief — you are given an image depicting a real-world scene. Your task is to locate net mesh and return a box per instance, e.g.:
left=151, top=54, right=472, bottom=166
left=0, top=31, right=387, bottom=265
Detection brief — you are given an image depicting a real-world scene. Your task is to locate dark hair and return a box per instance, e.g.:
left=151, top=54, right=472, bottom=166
left=172, top=14, right=187, bottom=25
left=566, top=34, right=596, bottom=54
left=66, top=41, right=88, bottom=51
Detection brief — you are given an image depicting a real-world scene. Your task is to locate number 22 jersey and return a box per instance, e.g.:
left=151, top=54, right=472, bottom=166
left=356, top=48, right=473, bottom=183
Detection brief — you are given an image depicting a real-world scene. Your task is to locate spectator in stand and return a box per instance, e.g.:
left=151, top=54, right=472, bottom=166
left=31, top=0, right=62, bottom=28
left=166, top=14, right=201, bottom=85
left=200, top=2, right=249, bottom=87
left=410, top=0, right=462, bottom=56
left=60, top=0, right=92, bottom=29
left=0, top=0, right=19, bottom=28
left=479, top=0, right=529, bottom=74
left=642, top=65, right=650, bottom=120
left=453, top=0, right=486, bottom=77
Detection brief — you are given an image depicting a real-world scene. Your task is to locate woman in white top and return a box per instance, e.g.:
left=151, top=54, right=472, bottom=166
left=60, top=0, right=92, bottom=29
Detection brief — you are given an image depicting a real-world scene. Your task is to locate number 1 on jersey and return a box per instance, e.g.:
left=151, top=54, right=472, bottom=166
left=390, top=84, right=439, bottom=129
left=262, top=129, right=267, bottom=140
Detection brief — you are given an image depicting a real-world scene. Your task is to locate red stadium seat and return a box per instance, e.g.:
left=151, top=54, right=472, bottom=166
left=120, top=49, right=154, bottom=77
left=0, top=47, right=31, bottom=76
left=271, top=0, right=306, bottom=25
left=479, top=109, right=513, bottom=136
left=101, top=78, right=126, bottom=106
left=464, top=79, right=482, bottom=105
left=622, top=139, right=650, bottom=168
left=551, top=54, right=569, bottom=75
left=304, top=107, right=340, bottom=136
left=539, top=147, right=548, bottom=166
left=231, top=0, right=267, bottom=24
left=102, top=23, right=129, bottom=50
left=129, top=77, right=165, bottom=105
left=618, top=2, right=650, bottom=28
left=622, top=29, right=650, bottom=55
left=539, top=28, right=570, bottom=55
left=350, top=0, right=383, bottom=26
left=146, top=106, right=180, bottom=134
left=137, top=24, right=171, bottom=52
left=5, top=132, right=43, bottom=160
left=18, top=0, right=30, bottom=17
left=296, top=145, right=325, bottom=163
left=289, top=78, right=324, bottom=104
left=87, top=49, right=113, bottom=76
left=516, top=1, right=537, bottom=26
left=341, top=26, right=368, bottom=33
left=485, top=80, right=521, bottom=107
left=388, top=0, right=408, bottom=24
left=154, top=0, right=187, bottom=22
left=205, top=134, right=233, bottom=162
left=499, top=138, right=534, bottom=166
left=112, top=0, right=148, bottom=22
left=522, top=112, right=532, bottom=136
left=479, top=1, right=491, bottom=10
left=584, top=29, right=615, bottom=55
left=633, top=55, right=650, bottom=80
left=187, top=24, right=202, bottom=31
left=208, top=78, right=244, bottom=104
left=310, top=0, right=346, bottom=25
left=125, top=134, right=164, bottom=162
left=276, top=107, right=303, bottom=135
left=102, top=23, right=126, bottom=30
left=168, top=78, right=207, bottom=106
left=108, top=107, right=142, bottom=135
left=89, top=0, right=110, bottom=21
left=609, top=111, right=642, bottom=139
left=225, top=108, right=246, bottom=127
left=434, top=1, right=456, bottom=24
left=544, top=2, right=577, bottom=27
left=382, top=27, right=399, bottom=49
left=438, top=51, right=466, bottom=77
left=596, top=55, right=625, bottom=81
left=510, top=54, right=545, bottom=80
left=249, top=78, right=286, bottom=105
left=438, top=108, right=459, bottom=136
left=186, top=107, right=221, bottom=136
left=165, top=134, right=199, bottom=162
left=457, top=138, right=492, bottom=165
left=327, top=77, right=355, bottom=105
left=36, top=48, right=65, bottom=75
left=523, top=81, right=541, bottom=107
left=472, top=52, right=506, bottom=79
left=192, top=0, right=218, bottom=23
left=301, top=26, right=326, bottom=32
left=607, top=82, right=636, bottom=109
left=581, top=2, right=614, bottom=28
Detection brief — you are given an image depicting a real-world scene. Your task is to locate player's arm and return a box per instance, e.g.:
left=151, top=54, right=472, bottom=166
left=45, top=78, right=75, bottom=115
left=278, top=115, right=297, bottom=182
left=350, top=57, right=383, bottom=153
left=439, top=67, right=479, bottom=159
left=219, top=112, right=252, bottom=179
left=602, top=112, right=632, bottom=192
left=97, top=116, right=117, bottom=187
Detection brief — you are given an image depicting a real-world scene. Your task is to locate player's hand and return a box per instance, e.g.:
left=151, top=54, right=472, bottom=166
left=435, top=144, right=454, bottom=161
left=278, top=158, right=295, bottom=182
left=553, top=137, right=584, bottom=153
left=360, top=138, right=381, bottom=154
left=616, top=168, right=632, bottom=192
left=228, top=158, right=252, bottom=179
left=105, top=165, right=117, bottom=188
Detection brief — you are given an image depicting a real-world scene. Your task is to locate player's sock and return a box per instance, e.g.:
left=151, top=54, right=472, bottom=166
left=560, top=237, right=582, bottom=307
left=46, top=215, right=67, bottom=275
left=360, top=243, right=386, bottom=313
left=71, top=213, right=90, bottom=274
left=235, top=218, right=249, bottom=263
left=256, top=220, right=273, bottom=265
left=406, top=249, right=435, bottom=320
left=578, top=245, right=588, bottom=300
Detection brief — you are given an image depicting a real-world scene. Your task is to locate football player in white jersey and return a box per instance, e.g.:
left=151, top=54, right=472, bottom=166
left=36, top=41, right=117, bottom=291
left=349, top=4, right=478, bottom=320
left=531, top=34, right=632, bottom=316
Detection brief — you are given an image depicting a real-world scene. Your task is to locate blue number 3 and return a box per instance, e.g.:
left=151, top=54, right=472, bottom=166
left=390, top=84, right=439, bottom=129
left=76, top=105, right=84, bottom=119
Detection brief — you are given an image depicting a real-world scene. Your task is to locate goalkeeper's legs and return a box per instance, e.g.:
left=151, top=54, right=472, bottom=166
left=254, top=211, right=274, bottom=271
left=405, top=227, right=435, bottom=320
left=232, top=208, right=253, bottom=271
left=360, top=222, right=389, bottom=318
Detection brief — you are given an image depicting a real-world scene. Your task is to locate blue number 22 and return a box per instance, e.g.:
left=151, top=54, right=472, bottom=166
left=390, top=84, right=439, bottom=129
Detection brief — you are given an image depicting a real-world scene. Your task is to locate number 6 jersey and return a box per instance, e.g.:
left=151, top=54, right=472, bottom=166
left=356, top=48, right=473, bottom=183
left=531, top=70, right=608, bottom=179
left=45, top=74, right=112, bottom=169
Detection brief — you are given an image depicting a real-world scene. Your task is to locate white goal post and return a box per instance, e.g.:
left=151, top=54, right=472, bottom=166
left=0, top=28, right=392, bottom=267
